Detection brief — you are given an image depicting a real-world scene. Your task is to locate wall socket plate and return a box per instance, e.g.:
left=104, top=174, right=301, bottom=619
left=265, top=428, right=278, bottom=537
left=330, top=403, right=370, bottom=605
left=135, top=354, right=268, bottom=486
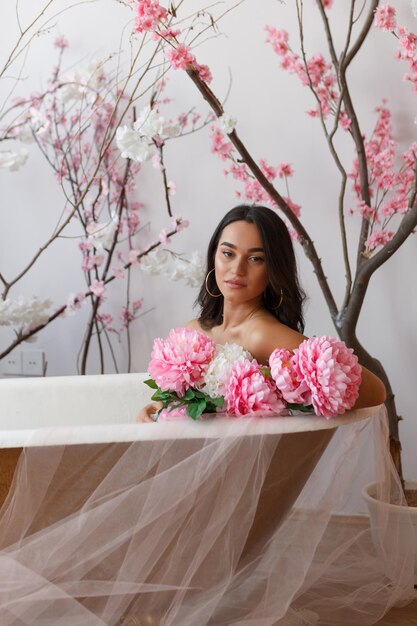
left=1, top=352, right=23, bottom=376
left=22, top=351, right=45, bottom=376
left=1, top=350, right=46, bottom=377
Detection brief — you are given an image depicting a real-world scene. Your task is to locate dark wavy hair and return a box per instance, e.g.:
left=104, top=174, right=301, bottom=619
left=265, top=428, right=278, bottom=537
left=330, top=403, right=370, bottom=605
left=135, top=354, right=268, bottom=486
left=196, top=205, right=306, bottom=332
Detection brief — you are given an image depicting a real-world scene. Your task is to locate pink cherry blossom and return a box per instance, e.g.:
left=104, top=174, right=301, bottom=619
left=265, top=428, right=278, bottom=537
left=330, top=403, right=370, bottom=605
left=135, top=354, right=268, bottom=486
left=277, top=162, right=294, bottom=178
left=210, top=128, right=233, bottom=160
left=152, top=28, right=181, bottom=41
left=283, top=196, right=301, bottom=218
left=292, top=337, right=362, bottom=418
left=148, top=327, right=216, bottom=396
left=224, top=359, right=286, bottom=417
left=260, top=159, right=277, bottom=181
left=194, top=62, right=212, bottom=84
left=365, top=230, right=395, bottom=251
left=264, top=27, right=290, bottom=57
left=113, top=268, right=125, bottom=280
left=134, top=0, right=168, bottom=33
left=374, top=4, right=396, bottom=32
left=54, top=36, right=69, bottom=50
left=159, top=228, right=171, bottom=244
left=167, top=44, right=195, bottom=70
left=172, top=216, right=190, bottom=232
left=128, top=249, right=141, bottom=265
left=269, top=348, right=311, bottom=404
left=90, top=280, right=106, bottom=298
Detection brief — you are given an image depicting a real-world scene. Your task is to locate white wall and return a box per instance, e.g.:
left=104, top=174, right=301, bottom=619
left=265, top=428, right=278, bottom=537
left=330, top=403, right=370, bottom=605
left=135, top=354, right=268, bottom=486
left=1, top=1, right=416, bottom=477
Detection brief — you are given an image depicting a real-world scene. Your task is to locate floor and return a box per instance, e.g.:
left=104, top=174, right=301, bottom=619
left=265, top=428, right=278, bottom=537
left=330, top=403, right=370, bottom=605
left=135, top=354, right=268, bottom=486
left=377, top=593, right=417, bottom=625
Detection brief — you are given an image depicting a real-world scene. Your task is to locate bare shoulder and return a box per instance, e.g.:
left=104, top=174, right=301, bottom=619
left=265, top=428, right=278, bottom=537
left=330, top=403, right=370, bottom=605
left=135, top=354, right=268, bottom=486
left=245, top=317, right=307, bottom=363
left=186, top=318, right=203, bottom=331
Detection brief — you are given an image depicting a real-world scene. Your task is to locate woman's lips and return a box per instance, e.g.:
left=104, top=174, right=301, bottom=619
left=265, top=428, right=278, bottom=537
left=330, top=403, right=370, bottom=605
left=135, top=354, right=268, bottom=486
left=225, top=280, right=245, bottom=288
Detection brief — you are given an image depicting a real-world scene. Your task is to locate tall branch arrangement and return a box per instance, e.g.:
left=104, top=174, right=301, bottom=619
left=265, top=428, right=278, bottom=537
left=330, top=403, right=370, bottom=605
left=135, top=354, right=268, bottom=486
left=128, top=0, right=417, bottom=478
left=0, top=1, right=221, bottom=373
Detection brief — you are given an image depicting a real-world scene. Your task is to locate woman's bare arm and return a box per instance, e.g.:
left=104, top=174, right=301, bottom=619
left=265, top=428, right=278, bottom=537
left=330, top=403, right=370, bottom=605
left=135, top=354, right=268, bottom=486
left=247, top=319, right=387, bottom=410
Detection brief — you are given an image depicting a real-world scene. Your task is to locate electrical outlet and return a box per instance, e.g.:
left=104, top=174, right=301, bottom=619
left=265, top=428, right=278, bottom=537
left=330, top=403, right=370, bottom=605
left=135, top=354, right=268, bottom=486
left=1, top=352, right=23, bottom=376
left=22, top=351, right=46, bottom=377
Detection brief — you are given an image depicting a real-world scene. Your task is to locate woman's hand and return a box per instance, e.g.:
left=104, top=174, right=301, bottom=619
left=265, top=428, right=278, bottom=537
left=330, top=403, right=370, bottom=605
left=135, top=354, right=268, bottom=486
left=137, top=401, right=163, bottom=423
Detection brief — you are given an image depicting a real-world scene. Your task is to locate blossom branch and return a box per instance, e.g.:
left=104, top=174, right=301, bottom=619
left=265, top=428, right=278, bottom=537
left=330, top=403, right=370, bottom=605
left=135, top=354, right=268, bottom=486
left=158, top=143, right=173, bottom=217
left=185, top=66, right=338, bottom=319
left=296, top=2, right=353, bottom=307
left=0, top=227, right=179, bottom=361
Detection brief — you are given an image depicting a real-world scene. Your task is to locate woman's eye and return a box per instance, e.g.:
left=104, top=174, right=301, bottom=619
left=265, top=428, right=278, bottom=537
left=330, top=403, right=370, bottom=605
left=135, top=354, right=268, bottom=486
left=222, top=250, right=233, bottom=258
left=249, top=256, right=264, bottom=263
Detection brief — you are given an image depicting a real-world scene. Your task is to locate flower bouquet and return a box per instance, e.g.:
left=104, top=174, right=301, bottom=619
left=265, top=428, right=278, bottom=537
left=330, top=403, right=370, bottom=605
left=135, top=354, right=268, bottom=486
left=144, top=327, right=362, bottom=421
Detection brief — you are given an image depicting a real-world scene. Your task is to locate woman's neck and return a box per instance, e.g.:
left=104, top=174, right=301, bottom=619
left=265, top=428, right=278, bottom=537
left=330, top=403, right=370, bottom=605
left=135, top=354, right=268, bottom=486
left=221, top=300, right=265, bottom=330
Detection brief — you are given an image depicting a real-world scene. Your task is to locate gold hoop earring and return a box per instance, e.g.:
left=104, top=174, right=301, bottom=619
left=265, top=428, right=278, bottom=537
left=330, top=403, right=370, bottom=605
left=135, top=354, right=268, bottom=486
left=205, top=268, right=222, bottom=298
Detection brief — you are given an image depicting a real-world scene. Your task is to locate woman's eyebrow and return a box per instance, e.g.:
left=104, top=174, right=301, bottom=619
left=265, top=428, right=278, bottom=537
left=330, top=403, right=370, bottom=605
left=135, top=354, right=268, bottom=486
left=220, top=241, right=264, bottom=252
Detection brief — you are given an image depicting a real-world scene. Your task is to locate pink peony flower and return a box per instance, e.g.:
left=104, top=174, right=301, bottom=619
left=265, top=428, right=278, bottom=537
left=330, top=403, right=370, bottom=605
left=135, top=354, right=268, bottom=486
left=148, top=327, right=216, bottom=396
left=157, top=405, right=189, bottom=421
left=224, top=359, right=286, bottom=417
left=269, top=348, right=311, bottom=404
left=292, top=336, right=362, bottom=418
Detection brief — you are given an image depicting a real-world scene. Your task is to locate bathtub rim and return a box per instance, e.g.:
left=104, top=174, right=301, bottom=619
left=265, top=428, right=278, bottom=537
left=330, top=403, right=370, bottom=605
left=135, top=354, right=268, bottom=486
left=0, top=405, right=382, bottom=449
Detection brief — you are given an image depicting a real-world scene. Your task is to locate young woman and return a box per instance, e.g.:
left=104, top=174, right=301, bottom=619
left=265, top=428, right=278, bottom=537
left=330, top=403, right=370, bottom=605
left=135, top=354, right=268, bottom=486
left=139, top=204, right=386, bottom=420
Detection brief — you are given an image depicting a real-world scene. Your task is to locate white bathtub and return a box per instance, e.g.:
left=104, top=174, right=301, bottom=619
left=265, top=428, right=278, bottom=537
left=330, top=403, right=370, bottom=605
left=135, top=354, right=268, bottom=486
left=0, top=374, right=412, bottom=625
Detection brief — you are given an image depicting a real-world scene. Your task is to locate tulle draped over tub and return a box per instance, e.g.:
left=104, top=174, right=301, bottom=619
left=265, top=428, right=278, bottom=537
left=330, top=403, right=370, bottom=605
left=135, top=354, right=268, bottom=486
left=0, top=406, right=414, bottom=625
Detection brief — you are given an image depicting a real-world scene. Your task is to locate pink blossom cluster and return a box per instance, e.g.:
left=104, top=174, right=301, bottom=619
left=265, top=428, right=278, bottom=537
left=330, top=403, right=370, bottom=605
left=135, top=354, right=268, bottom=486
left=167, top=45, right=212, bottom=83
left=134, top=0, right=168, bottom=33
left=133, top=1, right=212, bottom=83
left=269, top=336, right=362, bottom=418
left=375, top=5, right=417, bottom=92
left=374, top=4, right=396, bottom=32
left=265, top=26, right=346, bottom=123
left=348, top=102, right=414, bottom=252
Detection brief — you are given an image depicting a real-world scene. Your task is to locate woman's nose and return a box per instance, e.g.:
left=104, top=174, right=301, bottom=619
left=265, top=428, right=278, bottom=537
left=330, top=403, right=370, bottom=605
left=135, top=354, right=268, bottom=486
left=233, top=257, right=246, bottom=276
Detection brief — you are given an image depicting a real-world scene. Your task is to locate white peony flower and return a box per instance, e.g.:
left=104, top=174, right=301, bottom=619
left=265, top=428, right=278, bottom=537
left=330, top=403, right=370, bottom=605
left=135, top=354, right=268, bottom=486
left=139, top=248, right=204, bottom=287
left=218, top=113, right=237, bottom=134
left=0, top=149, right=29, bottom=171
left=116, top=126, right=153, bottom=162
left=201, top=343, right=253, bottom=399
left=60, top=60, right=103, bottom=102
left=180, top=250, right=205, bottom=287
left=0, top=296, right=52, bottom=332
left=86, top=213, right=119, bottom=251
left=139, top=248, right=170, bottom=275
left=134, top=105, right=165, bottom=138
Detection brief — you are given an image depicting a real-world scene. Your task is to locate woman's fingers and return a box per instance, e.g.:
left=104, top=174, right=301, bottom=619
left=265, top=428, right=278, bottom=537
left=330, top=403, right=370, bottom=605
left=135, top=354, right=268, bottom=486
left=137, top=402, right=163, bottom=423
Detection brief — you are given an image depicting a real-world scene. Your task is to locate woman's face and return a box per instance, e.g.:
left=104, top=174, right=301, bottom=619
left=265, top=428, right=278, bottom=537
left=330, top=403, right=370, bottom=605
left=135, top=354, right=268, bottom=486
left=214, top=220, right=269, bottom=304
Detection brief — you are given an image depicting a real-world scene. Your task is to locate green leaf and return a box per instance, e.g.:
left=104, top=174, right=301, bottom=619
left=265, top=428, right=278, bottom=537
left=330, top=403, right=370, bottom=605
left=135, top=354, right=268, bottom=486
left=260, top=367, right=272, bottom=379
left=144, top=379, right=158, bottom=389
left=289, top=403, right=314, bottom=414
left=187, top=398, right=207, bottom=420
left=183, top=389, right=195, bottom=401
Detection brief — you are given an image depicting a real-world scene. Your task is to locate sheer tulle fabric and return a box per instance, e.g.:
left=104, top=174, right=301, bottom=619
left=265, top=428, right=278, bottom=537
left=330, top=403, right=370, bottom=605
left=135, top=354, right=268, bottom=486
left=0, top=408, right=414, bottom=625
